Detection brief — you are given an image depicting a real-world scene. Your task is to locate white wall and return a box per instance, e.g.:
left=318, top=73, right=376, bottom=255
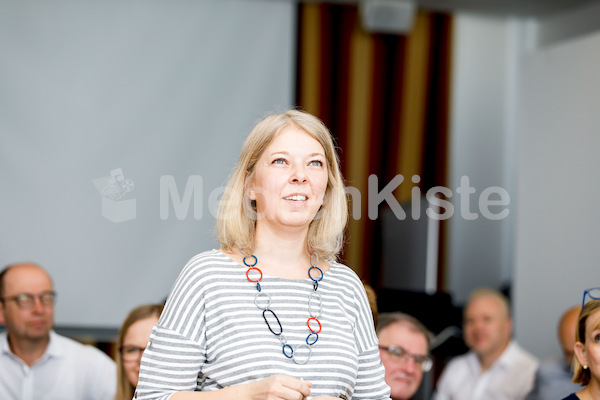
left=446, top=14, right=517, bottom=305
left=513, top=30, right=600, bottom=359
left=0, top=0, right=295, bottom=328
left=449, top=9, right=600, bottom=361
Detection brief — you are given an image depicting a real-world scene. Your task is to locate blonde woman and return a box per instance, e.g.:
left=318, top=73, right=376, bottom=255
left=563, top=297, right=600, bottom=400
left=114, top=304, right=163, bottom=400
left=135, top=110, right=391, bottom=399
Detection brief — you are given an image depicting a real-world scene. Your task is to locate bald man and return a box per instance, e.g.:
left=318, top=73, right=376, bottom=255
left=433, top=288, right=539, bottom=400
left=525, top=305, right=581, bottom=400
left=0, top=263, right=116, bottom=399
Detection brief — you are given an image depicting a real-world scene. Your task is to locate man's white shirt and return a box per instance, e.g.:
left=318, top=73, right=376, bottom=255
left=433, top=341, right=539, bottom=400
left=0, top=330, right=116, bottom=400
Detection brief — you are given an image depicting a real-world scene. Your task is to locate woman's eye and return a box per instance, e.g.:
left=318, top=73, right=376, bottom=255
left=309, top=160, right=323, bottom=167
left=594, top=334, right=600, bottom=343
left=273, top=158, right=286, bottom=165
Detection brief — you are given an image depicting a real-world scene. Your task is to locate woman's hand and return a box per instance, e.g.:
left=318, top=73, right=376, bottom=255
left=170, top=375, right=313, bottom=400
left=245, top=374, right=312, bottom=400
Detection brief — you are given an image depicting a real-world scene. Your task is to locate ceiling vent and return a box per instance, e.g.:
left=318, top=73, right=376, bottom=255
left=360, top=0, right=416, bottom=34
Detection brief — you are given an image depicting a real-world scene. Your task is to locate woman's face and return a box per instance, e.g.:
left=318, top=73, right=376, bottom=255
left=249, top=126, right=328, bottom=233
left=122, top=315, right=159, bottom=387
left=574, top=308, right=600, bottom=385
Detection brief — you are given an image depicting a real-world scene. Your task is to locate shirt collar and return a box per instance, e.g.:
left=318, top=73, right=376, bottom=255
left=466, top=340, right=517, bottom=373
left=492, top=340, right=518, bottom=370
left=0, top=331, right=10, bottom=355
left=45, top=330, right=63, bottom=358
left=0, top=330, right=61, bottom=359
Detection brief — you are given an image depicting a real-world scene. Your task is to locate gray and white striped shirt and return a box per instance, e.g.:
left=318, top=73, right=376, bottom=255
left=135, top=249, right=391, bottom=399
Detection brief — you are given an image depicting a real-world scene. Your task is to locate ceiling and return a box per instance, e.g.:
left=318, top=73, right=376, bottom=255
left=321, top=0, right=600, bottom=17
left=413, top=0, right=600, bottom=18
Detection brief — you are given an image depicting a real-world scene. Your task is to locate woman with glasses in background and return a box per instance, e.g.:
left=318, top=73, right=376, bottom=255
left=115, top=303, right=163, bottom=400
left=562, top=288, right=600, bottom=400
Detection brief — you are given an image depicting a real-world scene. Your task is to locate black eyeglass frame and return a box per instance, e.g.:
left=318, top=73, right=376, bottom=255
left=378, top=345, right=433, bottom=372
left=0, top=291, right=57, bottom=309
left=119, top=345, right=147, bottom=361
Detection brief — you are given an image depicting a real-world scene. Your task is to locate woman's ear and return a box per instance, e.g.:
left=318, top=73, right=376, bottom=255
left=245, top=171, right=256, bottom=200
left=574, top=341, right=588, bottom=367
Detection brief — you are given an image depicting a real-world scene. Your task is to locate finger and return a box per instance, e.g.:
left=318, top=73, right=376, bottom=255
left=299, top=380, right=312, bottom=396
left=299, top=378, right=312, bottom=390
left=279, top=377, right=311, bottom=398
left=274, top=385, right=309, bottom=400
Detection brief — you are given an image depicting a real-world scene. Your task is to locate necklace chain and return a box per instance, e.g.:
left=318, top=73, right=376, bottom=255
left=243, top=252, right=323, bottom=364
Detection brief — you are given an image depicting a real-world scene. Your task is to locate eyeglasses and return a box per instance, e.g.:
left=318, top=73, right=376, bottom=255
left=378, top=345, right=433, bottom=372
left=582, top=287, right=600, bottom=309
left=0, top=291, right=56, bottom=310
left=120, top=345, right=146, bottom=362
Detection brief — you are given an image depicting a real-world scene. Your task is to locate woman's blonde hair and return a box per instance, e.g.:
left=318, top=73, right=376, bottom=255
left=572, top=299, right=600, bottom=386
left=216, top=109, right=348, bottom=260
left=114, top=304, right=164, bottom=400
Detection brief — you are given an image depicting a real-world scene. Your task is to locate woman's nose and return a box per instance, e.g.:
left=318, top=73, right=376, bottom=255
left=290, top=165, right=308, bottom=183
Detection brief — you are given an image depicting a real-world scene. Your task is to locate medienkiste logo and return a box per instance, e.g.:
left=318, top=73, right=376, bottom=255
left=92, top=168, right=136, bottom=223
left=92, top=173, right=510, bottom=223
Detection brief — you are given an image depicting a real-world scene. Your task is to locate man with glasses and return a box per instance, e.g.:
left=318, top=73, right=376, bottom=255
left=0, top=263, right=116, bottom=399
left=377, top=312, right=433, bottom=400
left=433, top=288, right=539, bottom=400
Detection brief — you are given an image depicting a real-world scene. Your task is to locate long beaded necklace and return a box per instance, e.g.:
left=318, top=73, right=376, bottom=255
left=243, top=251, right=324, bottom=365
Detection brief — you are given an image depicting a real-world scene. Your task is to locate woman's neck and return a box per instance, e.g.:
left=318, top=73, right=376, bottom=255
left=256, top=223, right=308, bottom=254
left=248, top=225, right=314, bottom=278
left=577, top=379, right=600, bottom=400
left=256, top=245, right=310, bottom=279
left=579, top=379, right=600, bottom=400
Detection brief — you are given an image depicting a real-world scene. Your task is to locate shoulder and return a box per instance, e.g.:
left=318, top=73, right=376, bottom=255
left=161, top=250, right=241, bottom=324
left=178, top=249, right=239, bottom=280
left=326, top=261, right=364, bottom=288
left=441, top=352, right=473, bottom=376
left=50, top=332, right=115, bottom=365
left=436, top=352, right=473, bottom=391
left=184, top=249, right=234, bottom=269
left=536, top=354, right=569, bottom=376
left=509, top=341, right=539, bottom=369
left=50, top=331, right=86, bottom=350
left=447, top=352, right=472, bottom=367
left=561, top=394, right=580, bottom=400
left=324, top=261, right=370, bottom=303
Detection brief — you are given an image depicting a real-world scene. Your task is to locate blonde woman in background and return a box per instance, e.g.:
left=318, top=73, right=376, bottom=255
left=563, top=295, right=600, bottom=400
left=115, top=304, right=163, bottom=400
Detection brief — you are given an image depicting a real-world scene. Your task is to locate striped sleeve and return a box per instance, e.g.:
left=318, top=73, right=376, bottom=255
left=134, top=253, right=214, bottom=399
left=353, top=345, right=391, bottom=399
left=135, top=325, right=205, bottom=399
left=341, top=267, right=391, bottom=399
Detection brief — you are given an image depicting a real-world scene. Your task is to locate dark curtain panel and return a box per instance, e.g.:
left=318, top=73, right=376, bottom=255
left=296, top=3, right=452, bottom=290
